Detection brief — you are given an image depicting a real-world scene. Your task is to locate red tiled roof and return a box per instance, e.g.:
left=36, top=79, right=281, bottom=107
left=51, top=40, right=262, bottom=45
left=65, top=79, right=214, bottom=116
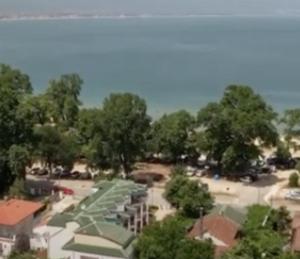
left=0, top=199, right=44, bottom=226
left=188, top=214, right=240, bottom=257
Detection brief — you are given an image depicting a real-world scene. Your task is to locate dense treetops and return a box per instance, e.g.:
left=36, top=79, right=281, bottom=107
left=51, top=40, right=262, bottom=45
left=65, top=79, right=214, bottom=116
left=1, top=63, right=300, bottom=194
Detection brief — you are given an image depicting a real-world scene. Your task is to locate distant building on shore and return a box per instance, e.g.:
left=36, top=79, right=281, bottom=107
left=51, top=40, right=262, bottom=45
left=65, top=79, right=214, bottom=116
left=45, top=180, right=149, bottom=259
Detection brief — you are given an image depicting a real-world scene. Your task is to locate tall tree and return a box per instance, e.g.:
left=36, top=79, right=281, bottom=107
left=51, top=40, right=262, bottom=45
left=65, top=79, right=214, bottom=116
left=150, top=110, right=195, bottom=162
left=0, top=64, right=33, bottom=192
left=46, top=74, right=82, bottom=128
left=34, top=126, right=79, bottom=172
left=98, top=93, right=151, bottom=175
left=197, top=85, right=278, bottom=174
left=281, top=109, right=300, bottom=148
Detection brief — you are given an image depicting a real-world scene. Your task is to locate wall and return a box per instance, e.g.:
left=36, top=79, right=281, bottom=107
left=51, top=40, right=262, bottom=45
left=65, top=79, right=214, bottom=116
left=0, top=215, right=34, bottom=239
left=0, top=237, right=14, bottom=258
left=48, top=223, right=79, bottom=259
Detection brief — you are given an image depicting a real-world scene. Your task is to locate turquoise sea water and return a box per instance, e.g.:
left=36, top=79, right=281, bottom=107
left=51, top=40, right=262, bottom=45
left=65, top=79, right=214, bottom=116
left=1, top=16, right=300, bottom=116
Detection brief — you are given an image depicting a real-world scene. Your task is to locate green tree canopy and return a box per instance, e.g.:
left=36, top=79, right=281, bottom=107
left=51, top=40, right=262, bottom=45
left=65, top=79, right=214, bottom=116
left=223, top=229, right=285, bottom=259
left=165, top=175, right=213, bottom=218
left=0, top=64, right=33, bottom=192
left=46, top=74, right=83, bottom=128
left=34, top=125, right=79, bottom=172
left=135, top=215, right=213, bottom=259
left=150, top=110, right=196, bottom=162
left=197, top=85, right=278, bottom=173
left=243, top=205, right=291, bottom=237
left=282, top=109, right=300, bottom=140
left=94, top=93, right=151, bottom=175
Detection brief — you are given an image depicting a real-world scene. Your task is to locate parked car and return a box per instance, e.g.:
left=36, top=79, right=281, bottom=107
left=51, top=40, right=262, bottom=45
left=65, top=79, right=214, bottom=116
left=30, top=167, right=40, bottom=175
left=71, top=171, right=80, bottom=179
left=37, top=168, right=49, bottom=176
left=266, top=156, right=297, bottom=170
left=79, top=172, right=92, bottom=180
left=285, top=190, right=300, bottom=201
left=53, top=185, right=74, bottom=195
left=60, top=170, right=72, bottom=179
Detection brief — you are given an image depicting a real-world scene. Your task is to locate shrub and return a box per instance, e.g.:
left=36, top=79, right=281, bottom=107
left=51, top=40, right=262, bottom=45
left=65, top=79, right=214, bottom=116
left=289, top=172, right=299, bottom=188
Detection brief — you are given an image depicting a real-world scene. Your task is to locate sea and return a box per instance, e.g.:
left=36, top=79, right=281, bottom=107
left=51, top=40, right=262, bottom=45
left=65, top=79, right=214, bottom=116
left=1, top=15, right=300, bottom=117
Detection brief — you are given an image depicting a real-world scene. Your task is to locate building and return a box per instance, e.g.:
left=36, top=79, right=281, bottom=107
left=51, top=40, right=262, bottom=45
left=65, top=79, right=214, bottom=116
left=0, top=199, right=44, bottom=257
left=188, top=205, right=246, bottom=257
left=291, top=213, right=300, bottom=253
left=46, top=180, right=148, bottom=259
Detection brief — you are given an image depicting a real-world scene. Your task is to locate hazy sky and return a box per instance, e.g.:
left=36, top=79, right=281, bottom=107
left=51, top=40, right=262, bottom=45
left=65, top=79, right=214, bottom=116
left=1, top=0, right=300, bottom=16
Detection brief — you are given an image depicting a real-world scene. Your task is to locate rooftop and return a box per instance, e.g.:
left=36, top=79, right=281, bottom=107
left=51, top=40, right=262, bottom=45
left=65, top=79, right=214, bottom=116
left=48, top=179, right=146, bottom=247
left=210, top=204, right=247, bottom=225
left=0, top=199, right=44, bottom=226
left=63, top=239, right=134, bottom=258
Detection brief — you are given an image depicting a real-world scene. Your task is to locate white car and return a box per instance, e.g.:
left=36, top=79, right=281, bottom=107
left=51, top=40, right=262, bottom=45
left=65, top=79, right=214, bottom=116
left=285, top=190, right=300, bottom=201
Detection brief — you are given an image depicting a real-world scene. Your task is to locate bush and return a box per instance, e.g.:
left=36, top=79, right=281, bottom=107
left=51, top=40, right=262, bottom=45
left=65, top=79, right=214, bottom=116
left=171, top=165, right=187, bottom=177
left=289, top=172, right=299, bottom=188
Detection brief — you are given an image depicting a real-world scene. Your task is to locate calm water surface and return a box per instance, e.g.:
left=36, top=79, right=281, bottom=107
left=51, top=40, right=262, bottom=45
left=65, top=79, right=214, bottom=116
left=0, top=16, right=300, bottom=116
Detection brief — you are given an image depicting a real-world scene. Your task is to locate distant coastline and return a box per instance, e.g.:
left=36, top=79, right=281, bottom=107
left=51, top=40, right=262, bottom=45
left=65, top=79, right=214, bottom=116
left=1, top=12, right=300, bottom=22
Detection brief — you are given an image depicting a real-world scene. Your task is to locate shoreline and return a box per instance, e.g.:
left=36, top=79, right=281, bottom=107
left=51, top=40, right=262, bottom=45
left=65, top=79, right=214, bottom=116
left=1, top=13, right=300, bottom=22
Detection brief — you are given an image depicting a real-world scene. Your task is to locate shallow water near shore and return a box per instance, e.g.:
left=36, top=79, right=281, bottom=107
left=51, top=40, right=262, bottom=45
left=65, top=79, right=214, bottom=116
left=1, top=16, right=300, bottom=117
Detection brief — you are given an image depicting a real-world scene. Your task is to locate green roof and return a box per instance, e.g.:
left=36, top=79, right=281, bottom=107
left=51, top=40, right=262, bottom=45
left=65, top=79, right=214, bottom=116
left=210, top=204, right=247, bottom=225
left=75, top=222, right=135, bottom=247
left=48, top=179, right=146, bottom=254
left=63, top=240, right=128, bottom=258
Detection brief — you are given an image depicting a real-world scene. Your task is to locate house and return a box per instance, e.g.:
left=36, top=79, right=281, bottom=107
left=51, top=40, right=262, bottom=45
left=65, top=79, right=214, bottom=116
left=0, top=199, right=44, bottom=257
left=45, top=179, right=148, bottom=259
left=291, top=213, right=300, bottom=253
left=188, top=205, right=246, bottom=257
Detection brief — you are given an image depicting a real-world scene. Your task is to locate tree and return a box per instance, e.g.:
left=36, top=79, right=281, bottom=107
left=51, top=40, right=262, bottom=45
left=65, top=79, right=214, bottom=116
left=0, top=64, right=33, bottom=193
left=223, top=229, right=285, bottom=259
left=275, top=141, right=291, bottom=161
left=165, top=175, right=213, bottom=218
left=171, top=164, right=187, bottom=177
left=8, top=145, right=30, bottom=179
left=150, top=110, right=195, bottom=162
left=135, top=215, right=214, bottom=259
left=243, top=205, right=291, bottom=237
left=175, top=239, right=214, bottom=259
left=76, top=108, right=102, bottom=145
left=46, top=74, right=83, bottom=128
left=282, top=109, right=300, bottom=141
left=20, top=94, right=50, bottom=125
left=197, top=85, right=278, bottom=174
left=34, top=126, right=79, bottom=172
left=97, top=93, right=151, bottom=176
left=289, top=172, right=299, bottom=188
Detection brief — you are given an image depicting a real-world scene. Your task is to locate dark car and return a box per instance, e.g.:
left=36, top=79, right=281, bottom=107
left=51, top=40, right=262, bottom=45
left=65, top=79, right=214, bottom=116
left=266, top=157, right=296, bottom=170
left=79, top=172, right=92, bottom=180
left=30, top=167, right=40, bottom=175
left=60, top=170, right=72, bottom=178
left=71, top=171, right=80, bottom=179
left=37, top=168, right=49, bottom=176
